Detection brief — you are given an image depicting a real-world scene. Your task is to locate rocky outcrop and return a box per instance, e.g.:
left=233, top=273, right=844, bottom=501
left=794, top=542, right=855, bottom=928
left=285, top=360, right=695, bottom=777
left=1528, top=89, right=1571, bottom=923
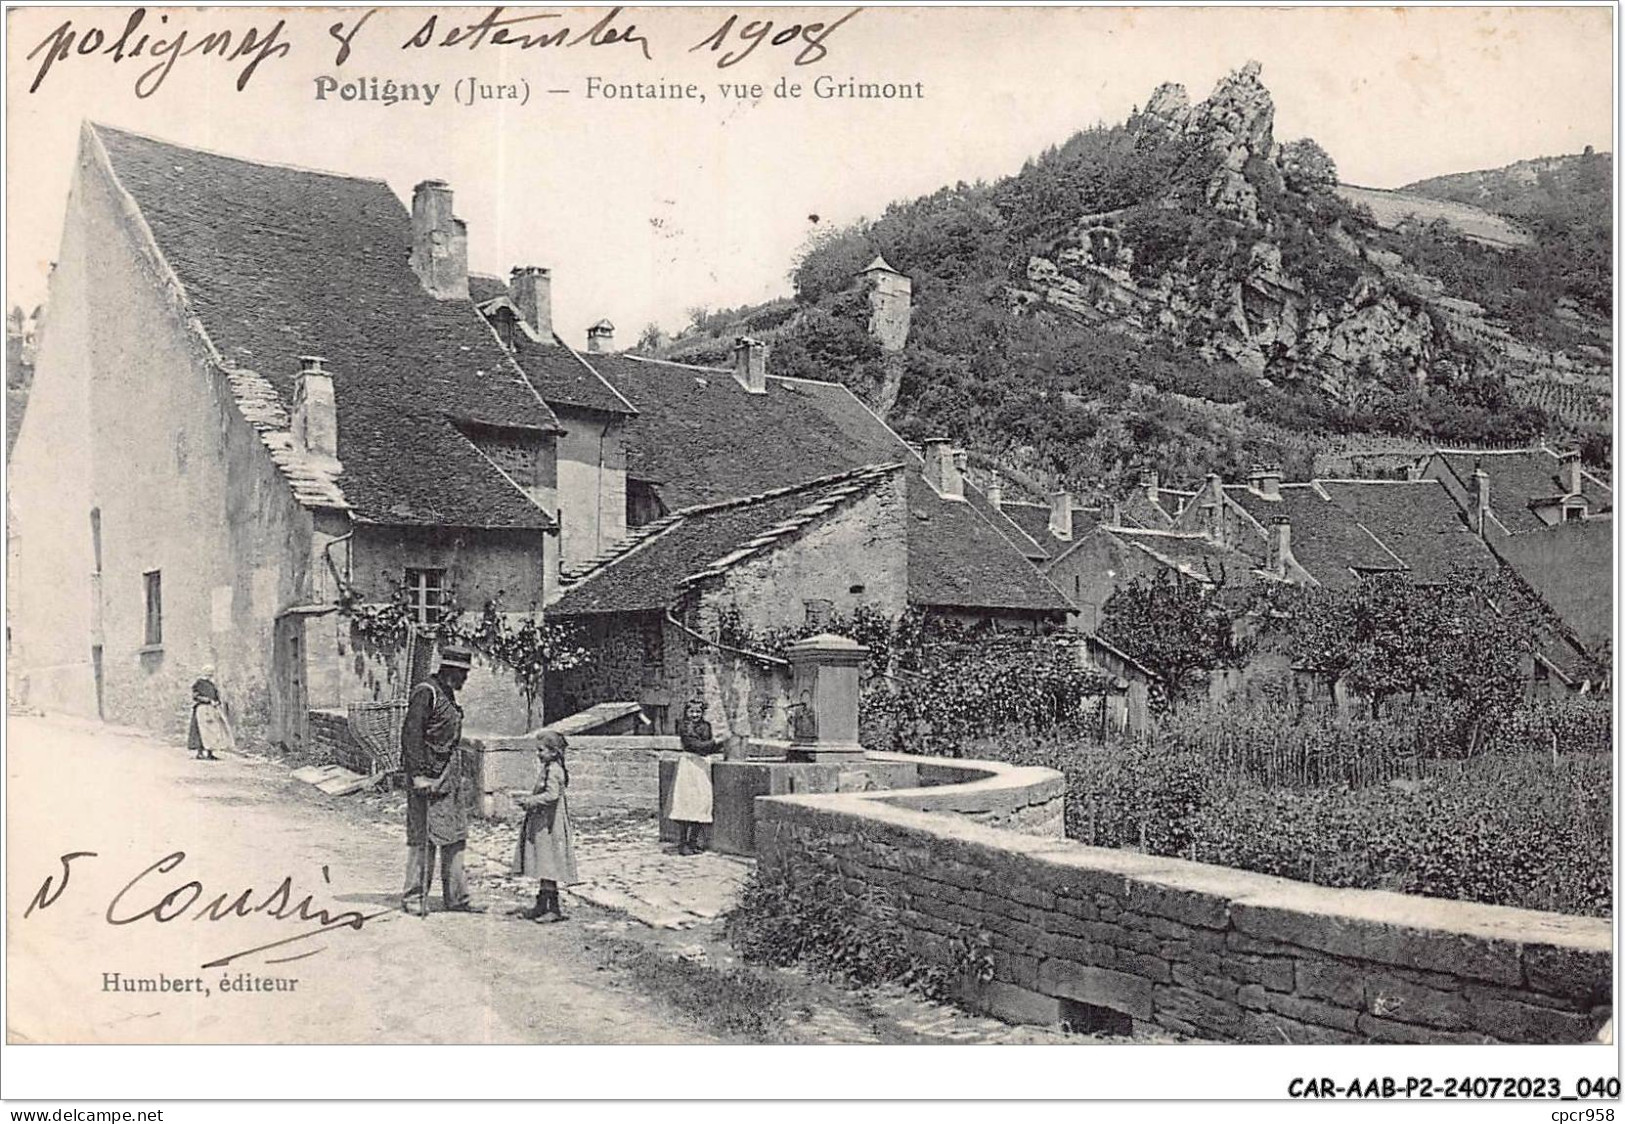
left=1013, top=61, right=1609, bottom=414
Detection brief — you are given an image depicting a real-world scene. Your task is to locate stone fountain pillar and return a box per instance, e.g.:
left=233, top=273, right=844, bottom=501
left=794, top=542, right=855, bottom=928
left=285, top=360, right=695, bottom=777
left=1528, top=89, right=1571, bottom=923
left=785, top=633, right=868, bottom=761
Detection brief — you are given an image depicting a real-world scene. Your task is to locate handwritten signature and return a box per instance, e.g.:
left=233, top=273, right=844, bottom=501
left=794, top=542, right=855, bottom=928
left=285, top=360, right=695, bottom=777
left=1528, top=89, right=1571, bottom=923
left=25, top=6, right=867, bottom=99
left=27, top=850, right=391, bottom=970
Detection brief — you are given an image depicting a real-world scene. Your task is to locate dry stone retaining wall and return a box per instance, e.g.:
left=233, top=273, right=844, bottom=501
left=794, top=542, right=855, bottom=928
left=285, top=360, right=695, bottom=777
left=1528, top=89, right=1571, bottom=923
left=756, top=756, right=1612, bottom=1044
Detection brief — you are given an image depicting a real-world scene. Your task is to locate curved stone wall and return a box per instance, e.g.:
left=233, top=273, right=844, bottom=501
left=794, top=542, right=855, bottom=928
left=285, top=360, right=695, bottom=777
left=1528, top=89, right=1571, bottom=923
left=755, top=753, right=1612, bottom=1044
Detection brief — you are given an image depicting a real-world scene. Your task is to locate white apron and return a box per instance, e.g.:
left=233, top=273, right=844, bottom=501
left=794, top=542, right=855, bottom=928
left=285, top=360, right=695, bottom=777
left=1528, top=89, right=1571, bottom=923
left=194, top=703, right=236, bottom=754
left=669, top=753, right=713, bottom=823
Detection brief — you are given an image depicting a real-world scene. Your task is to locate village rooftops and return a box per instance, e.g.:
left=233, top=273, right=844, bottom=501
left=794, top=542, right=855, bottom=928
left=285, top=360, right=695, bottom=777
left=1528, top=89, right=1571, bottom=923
left=1094, top=526, right=1262, bottom=587
left=90, top=124, right=560, bottom=530
left=1432, top=447, right=1613, bottom=534
left=589, top=353, right=1069, bottom=614
left=1224, top=482, right=1405, bottom=586
left=1314, top=479, right=1499, bottom=584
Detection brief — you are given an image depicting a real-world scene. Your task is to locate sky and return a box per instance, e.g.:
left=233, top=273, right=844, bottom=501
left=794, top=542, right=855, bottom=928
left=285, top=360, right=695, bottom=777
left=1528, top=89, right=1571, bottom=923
left=5, top=4, right=1615, bottom=344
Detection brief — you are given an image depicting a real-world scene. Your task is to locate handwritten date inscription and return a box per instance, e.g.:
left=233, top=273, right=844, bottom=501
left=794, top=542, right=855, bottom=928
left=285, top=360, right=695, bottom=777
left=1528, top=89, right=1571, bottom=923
left=27, top=850, right=390, bottom=970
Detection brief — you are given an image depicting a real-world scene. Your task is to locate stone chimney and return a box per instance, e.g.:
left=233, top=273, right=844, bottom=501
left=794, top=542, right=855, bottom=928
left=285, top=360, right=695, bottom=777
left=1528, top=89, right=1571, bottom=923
left=732, top=336, right=767, bottom=394
left=1203, top=472, right=1226, bottom=545
left=1471, top=466, right=1491, bottom=537
left=1269, top=515, right=1292, bottom=577
left=921, top=438, right=963, bottom=500
left=1248, top=464, right=1282, bottom=501
left=409, top=180, right=469, bottom=300
left=587, top=319, right=615, bottom=353
left=1049, top=490, right=1074, bottom=541
left=292, top=356, right=338, bottom=462
left=985, top=476, right=1003, bottom=512
left=1140, top=469, right=1160, bottom=506
left=1560, top=449, right=1583, bottom=496
left=509, top=266, right=552, bottom=337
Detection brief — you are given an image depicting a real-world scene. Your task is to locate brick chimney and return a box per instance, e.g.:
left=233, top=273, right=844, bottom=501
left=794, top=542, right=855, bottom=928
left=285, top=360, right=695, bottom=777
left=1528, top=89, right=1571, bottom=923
left=1140, top=468, right=1160, bottom=505
left=1247, top=464, right=1282, bottom=501
left=1049, top=490, right=1073, bottom=541
left=587, top=319, right=615, bottom=353
left=732, top=336, right=767, bottom=394
left=509, top=266, right=552, bottom=337
left=409, top=180, right=469, bottom=300
left=1560, top=448, right=1583, bottom=496
left=985, top=476, right=1003, bottom=512
left=1269, top=515, right=1292, bottom=577
left=1471, top=466, right=1491, bottom=537
left=292, top=356, right=338, bottom=462
left=921, top=438, right=963, bottom=500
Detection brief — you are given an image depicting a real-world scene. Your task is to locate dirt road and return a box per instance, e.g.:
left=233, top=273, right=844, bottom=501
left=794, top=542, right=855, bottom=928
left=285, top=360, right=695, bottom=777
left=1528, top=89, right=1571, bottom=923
left=5, top=714, right=715, bottom=1044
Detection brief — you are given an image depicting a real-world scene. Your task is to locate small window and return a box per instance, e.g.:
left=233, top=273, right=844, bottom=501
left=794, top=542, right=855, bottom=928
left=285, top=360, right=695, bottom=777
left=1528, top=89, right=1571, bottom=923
left=90, top=508, right=102, bottom=575
left=142, top=570, right=162, bottom=646
left=1073, top=574, right=1081, bottom=596
left=1565, top=505, right=1583, bottom=523
left=405, top=568, right=448, bottom=625
left=1533, top=659, right=1550, bottom=682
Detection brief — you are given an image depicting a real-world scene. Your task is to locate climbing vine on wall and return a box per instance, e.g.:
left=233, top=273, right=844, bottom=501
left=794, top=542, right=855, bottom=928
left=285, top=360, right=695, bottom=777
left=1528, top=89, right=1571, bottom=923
left=336, top=579, right=589, bottom=714
left=712, top=604, right=1111, bottom=756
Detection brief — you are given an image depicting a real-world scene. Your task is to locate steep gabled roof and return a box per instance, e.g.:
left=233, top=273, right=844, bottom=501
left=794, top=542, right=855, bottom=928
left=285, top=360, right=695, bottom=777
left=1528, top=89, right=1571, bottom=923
left=1226, top=483, right=1403, bottom=587
left=91, top=124, right=558, bottom=530
left=1103, top=527, right=1261, bottom=587
left=1491, top=516, right=1614, bottom=659
left=1435, top=448, right=1613, bottom=534
left=591, top=354, right=1069, bottom=613
left=509, top=335, right=637, bottom=416
left=550, top=464, right=902, bottom=616
left=1316, top=480, right=1499, bottom=584
left=1000, top=499, right=1103, bottom=555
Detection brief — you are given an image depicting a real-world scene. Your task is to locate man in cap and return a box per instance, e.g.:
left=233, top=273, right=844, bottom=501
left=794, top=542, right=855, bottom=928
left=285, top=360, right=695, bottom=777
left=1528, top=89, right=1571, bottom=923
left=400, top=645, right=485, bottom=913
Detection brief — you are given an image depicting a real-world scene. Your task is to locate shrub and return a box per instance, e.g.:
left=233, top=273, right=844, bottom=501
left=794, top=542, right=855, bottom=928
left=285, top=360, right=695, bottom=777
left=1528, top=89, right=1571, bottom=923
left=725, top=859, right=951, bottom=997
left=956, top=698, right=1613, bottom=917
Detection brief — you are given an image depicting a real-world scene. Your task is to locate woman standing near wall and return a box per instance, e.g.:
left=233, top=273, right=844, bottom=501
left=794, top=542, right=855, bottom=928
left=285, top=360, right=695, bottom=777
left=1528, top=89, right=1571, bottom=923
left=670, top=698, right=726, bottom=855
left=188, top=666, right=235, bottom=761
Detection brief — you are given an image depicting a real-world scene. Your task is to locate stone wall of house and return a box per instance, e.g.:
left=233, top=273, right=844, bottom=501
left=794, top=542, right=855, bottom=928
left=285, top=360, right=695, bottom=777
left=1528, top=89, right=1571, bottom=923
left=547, top=612, right=676, bottom=728
left=10, top=134, right=315, bottom=740
left=756, top=763, right=1612, bottom=1044
left=470, top=431, right=557, bottom=513
left=692, top=475, right=910, bottom=639
left=306, top=706, right=373, bottom=773
left=555, top=406, right=627, bottom=572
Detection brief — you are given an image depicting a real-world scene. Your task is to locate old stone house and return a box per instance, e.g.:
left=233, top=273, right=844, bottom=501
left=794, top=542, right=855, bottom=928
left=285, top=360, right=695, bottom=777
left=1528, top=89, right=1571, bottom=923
left=9, top=125, right=566, bottom=749
left=10, top=125, right=1076, bottom=754
left=546, top=464, right=910, bottom=734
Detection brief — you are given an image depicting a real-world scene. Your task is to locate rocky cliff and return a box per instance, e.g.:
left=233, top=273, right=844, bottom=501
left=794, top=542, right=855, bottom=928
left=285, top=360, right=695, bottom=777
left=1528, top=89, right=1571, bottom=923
left=1007, top=62, right=1609, bottom=423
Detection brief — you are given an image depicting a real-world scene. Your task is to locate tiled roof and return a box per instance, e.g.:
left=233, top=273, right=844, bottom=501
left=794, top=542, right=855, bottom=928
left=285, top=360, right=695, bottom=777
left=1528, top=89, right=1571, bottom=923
left=468, top=273, right=510, bottom=305
left=550, top=465, right=902, bottom=616
left=509, top=334, right=636, bottom=416
left=1119, top=490, right=1178, bottom=530
left=1000, top=500, right=1103, bottom=554
left=1226, top=483, right=1403, bottom=587
left=93, top=125, right=558, bottom=530
left=591, top=355, right=1069, bottom=613
left=1106, top=527, right=1261, bottom=587
left=1491, top=517, right=1613, bottom=658
left=1435, top=448, right=1613, bottom=534
left=1316, top=480, right=1499, bottom=584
